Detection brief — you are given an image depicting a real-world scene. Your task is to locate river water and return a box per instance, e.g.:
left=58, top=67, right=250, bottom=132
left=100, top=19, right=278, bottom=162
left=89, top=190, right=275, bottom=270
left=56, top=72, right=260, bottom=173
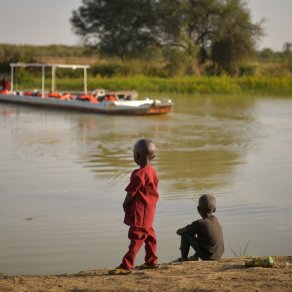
left=0, top=94, right=291, bottom=275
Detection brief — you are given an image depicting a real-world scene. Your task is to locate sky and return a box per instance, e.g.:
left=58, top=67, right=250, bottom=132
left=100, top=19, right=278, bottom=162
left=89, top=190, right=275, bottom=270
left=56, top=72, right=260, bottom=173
left=0, top=0, right=291, bottom=51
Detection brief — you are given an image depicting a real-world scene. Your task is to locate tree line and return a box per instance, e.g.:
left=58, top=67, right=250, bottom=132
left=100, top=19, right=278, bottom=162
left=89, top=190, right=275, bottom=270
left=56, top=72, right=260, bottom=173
left=0, top=42, right=291, bottom=78
left=1, top=1, right=291, bottom=77
left=70, top=0, right=264, bottom=75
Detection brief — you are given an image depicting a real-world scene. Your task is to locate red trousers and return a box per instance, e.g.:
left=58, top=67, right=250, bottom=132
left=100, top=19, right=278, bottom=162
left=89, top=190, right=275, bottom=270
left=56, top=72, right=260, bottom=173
left=120, top=226, right=158, bottom=270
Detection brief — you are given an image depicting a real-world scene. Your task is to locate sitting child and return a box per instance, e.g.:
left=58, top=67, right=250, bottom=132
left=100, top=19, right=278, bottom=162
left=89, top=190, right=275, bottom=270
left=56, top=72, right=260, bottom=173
left=174, top=194, right=224, bottom=262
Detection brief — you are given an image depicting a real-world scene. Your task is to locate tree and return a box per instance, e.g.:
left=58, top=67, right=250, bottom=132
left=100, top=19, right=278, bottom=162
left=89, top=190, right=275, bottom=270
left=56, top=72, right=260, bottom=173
left=259, top=48, right=274, bottom=60
left=155, top=0, right=220, bottom=62
left=211, top=0, right=264, bottom=75
left=283, top=42, right=292, bottom=54
left=71, top=0, right=263, bottom=75
left=71, top=0, right=158, bottom=60
left=283, top=42, right=292, bottom=62
left=154, top=0, right=263, bottom=74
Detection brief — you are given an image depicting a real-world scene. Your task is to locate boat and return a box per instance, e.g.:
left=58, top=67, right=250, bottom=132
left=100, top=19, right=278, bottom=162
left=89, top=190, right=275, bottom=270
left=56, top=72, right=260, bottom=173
left=0, top=63, right=174, bottom=115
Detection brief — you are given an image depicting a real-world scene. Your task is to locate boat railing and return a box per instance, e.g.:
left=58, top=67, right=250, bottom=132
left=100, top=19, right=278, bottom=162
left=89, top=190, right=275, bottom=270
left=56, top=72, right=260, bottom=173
left=10, top=63, right=90, bottom=98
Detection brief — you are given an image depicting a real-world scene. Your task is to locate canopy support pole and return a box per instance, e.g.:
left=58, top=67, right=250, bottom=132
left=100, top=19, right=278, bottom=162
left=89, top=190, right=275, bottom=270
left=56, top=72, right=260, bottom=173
left=52, top=66, right=56, bottom=92
left=10, top=65, right=14, bottom=92
left=9, top=63, right=90, bottom=95
left=42, top=65, right=45, bottom=98
left=84, top=67, right=87, bottom=95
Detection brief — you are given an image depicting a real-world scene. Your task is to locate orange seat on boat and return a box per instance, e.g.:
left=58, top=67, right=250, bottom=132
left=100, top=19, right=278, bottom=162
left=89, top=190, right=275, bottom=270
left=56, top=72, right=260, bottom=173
left=48, top=91, right=62, bottom=98
left=104, top=95, right=117, bottom=101
left=78, top=94, right=99, bottom=103
left=60, top=93, right=72, bottom=100
left=48, top=92, right=72, bottom=100
left=24, top=90, right=42, bottom=97
left=0, top=89, right=10, bottom=95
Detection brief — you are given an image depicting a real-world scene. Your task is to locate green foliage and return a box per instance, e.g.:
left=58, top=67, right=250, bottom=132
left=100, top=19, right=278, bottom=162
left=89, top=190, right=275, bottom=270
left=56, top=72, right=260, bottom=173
left=1, top=43, right=292, bottom=80
left=156, top=0, right=219, bottom=62
left=237, top=76, right=292, bottom=95
left=71, top=0, right=158, bottom=60
left=239, top=64, right=259, bottom=76
left=100, top=75, right=292, bottom=95
left=14, top=75, right=292, bottom=96
left=162, top=46, right=197, bottom=77
left=229, top=242, right=249, bottom=257
left=0, top=44, right=94, bottom=62
left=70, top=0, right=262, bottom=73
left=91, top=62, right=142, bottom=77
left=0, top=44, right=99, bottom=77
left=211, top=0, right=264, bottom=75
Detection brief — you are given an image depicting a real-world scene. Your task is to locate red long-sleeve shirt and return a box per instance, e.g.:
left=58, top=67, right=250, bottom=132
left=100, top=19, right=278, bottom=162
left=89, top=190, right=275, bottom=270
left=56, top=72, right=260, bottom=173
left=124, top=165, right=159, bottom=228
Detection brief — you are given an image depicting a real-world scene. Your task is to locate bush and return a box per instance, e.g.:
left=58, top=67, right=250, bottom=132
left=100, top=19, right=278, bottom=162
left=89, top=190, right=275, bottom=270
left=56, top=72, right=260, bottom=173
left=239, top=64, right=259, bottom=76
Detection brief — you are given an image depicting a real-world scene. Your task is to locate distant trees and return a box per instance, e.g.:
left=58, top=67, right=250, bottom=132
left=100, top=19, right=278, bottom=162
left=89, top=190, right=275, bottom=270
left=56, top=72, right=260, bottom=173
left=71, top=0, right=264, bottom=75
left=0, top=43, right=291, bottom=77
left=210, top=0, right=264, bottom=74
left=70, top=0, right=158, bottom=60
left=0, top=44, right=95, bottom=74
left=283, top=42, right=292, bottom=61
left=283, top=42, right=292, bottom=54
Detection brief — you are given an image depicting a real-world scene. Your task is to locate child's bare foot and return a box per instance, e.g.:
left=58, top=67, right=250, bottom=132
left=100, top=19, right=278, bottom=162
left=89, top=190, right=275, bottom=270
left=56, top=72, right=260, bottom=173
left=108, top=266, right=131, bottom=275
left=136, top=263, right=159, bottom=270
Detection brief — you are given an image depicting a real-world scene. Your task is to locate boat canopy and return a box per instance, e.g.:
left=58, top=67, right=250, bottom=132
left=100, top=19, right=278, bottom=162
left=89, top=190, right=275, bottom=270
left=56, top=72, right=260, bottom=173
left=10, top=63, right=90, bottom=97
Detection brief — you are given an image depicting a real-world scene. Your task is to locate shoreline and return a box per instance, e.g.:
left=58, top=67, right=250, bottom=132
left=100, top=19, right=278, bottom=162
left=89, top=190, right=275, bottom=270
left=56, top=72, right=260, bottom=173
left=13, top=75, right=292, bottom=96
left=1, top=256, right=291, bottom=291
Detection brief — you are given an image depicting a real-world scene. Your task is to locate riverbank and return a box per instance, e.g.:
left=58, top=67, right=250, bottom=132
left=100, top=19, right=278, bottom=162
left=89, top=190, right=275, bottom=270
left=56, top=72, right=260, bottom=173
left=0, top=256, right=291, bottom=291
left=18, top=75, right=292, bottom=96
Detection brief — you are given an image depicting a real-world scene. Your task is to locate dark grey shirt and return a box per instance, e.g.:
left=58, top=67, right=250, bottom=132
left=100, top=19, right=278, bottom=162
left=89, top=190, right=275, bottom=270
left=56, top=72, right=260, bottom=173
left=187, top=215, right=224, bottom=260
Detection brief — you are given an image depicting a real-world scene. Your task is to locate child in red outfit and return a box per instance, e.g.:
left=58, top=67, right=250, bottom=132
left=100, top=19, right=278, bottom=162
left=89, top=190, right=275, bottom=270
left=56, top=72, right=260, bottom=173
left=109, top=139, right=159, bottom=275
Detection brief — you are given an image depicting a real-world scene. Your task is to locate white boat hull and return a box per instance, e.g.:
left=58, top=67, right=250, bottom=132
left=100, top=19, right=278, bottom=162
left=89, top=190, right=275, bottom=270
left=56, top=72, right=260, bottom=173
left=0, top=93, right=173, bottom=115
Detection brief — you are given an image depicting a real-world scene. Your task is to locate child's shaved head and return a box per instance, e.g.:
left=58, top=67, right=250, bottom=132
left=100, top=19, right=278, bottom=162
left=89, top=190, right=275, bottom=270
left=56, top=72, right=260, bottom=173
left=198, top=194, right=216, bottom=215
left=134, top=139, right=155, bottom=160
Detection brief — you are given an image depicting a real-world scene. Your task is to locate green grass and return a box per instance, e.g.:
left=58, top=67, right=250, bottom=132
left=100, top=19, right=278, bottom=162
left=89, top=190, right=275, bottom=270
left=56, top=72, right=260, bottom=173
left=14, top=75, right=292, bottom=96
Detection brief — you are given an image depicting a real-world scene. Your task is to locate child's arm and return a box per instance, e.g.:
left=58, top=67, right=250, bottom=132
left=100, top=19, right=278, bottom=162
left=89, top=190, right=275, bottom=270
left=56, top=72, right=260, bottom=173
left=123, top=192, right=134, bottom=211
left=176, top=226, right=188, bottom=235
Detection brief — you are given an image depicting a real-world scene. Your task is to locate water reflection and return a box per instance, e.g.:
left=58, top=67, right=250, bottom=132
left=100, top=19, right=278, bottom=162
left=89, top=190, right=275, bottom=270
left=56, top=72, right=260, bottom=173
left=73, top=94, right=257, bottom=199
left=3, top=95, right=257, bottom=200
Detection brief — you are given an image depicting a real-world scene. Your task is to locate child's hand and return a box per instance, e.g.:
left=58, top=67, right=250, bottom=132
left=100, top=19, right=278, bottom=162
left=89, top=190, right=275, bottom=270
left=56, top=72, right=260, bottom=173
left=123, top=193, right=133, bottom=212
left=123, top=204, right=129, bottom=212
left=176, top=227, right=187, bottom=235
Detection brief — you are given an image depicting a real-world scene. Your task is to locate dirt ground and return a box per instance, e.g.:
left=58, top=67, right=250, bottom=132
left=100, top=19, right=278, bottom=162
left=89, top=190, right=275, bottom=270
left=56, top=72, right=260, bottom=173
left=0, top=256, right=291, bottom=292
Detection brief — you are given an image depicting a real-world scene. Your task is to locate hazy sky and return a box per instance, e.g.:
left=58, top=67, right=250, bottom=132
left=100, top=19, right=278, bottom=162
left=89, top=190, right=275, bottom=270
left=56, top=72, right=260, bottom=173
left=0, top=0, right=291, bottom=51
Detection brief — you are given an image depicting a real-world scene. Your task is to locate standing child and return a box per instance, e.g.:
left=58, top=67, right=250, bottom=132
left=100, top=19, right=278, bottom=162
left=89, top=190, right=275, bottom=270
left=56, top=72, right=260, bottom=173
left=174, top=194, right=224, bottom=262
left=109, top=139, right=159, bottom=275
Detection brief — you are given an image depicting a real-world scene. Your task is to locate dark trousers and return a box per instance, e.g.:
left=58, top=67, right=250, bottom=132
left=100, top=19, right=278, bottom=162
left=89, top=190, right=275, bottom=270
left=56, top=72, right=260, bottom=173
left=180, top=233, right=205, bottom=260
left=121, top=226, right=158, bottom=270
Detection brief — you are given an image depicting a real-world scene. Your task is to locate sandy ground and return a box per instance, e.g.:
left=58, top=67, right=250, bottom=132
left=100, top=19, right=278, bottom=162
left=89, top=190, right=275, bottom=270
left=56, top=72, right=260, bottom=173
left=0, top=256, right=291, bottom=292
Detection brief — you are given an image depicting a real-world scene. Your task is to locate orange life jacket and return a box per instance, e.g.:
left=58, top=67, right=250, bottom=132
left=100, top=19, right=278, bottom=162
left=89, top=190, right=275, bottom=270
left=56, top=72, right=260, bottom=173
left=60, top=93, right=72, bottom=100
left=104, top=95, right=117, bottom=101
left=48, top=91, right=62, bottom=98
left=24, top=91, right=33, bottom=96
left=0, top=89, right=10, bottom=95
left=78, top=94, right=99, bottom=103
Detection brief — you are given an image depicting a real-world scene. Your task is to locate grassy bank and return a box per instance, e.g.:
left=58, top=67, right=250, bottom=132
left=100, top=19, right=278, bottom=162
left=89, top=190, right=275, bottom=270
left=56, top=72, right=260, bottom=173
left=15, top=75, right=292, bottom=96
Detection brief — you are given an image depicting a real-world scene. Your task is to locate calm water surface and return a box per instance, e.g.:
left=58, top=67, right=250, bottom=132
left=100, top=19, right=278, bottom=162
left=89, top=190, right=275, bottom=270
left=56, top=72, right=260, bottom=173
left=0, top=94, right=291, bottom=275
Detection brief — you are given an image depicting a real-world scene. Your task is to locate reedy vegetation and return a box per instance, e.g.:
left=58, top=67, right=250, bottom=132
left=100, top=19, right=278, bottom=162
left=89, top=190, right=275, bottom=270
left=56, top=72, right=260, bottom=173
left=0, top=41, right=292, bottom=95
left=11, top=75, right=292, bottom=96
